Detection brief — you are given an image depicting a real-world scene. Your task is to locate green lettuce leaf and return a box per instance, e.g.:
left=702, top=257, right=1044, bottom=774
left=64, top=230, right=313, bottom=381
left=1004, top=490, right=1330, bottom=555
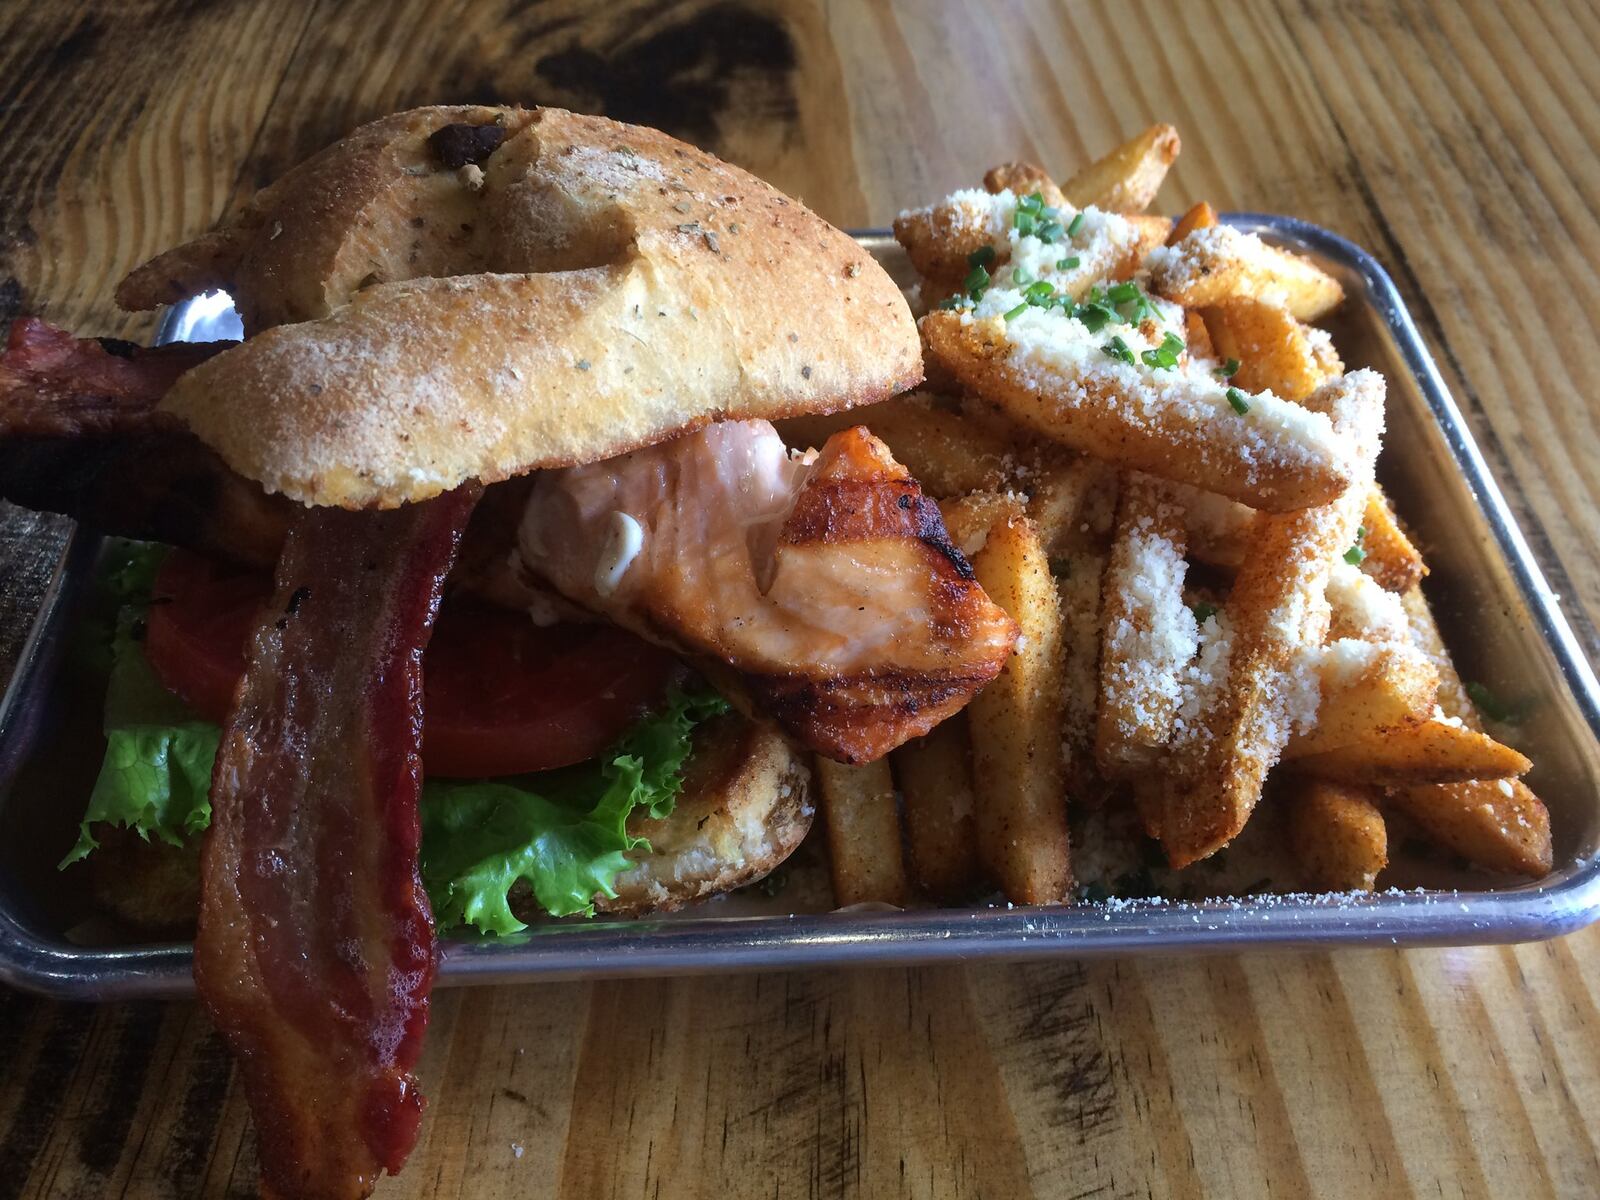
left=61, top=549, right=219, bottom=867
left=63, top=543, right=729, bottom=931
left=419, top=688, right=727, bottom=934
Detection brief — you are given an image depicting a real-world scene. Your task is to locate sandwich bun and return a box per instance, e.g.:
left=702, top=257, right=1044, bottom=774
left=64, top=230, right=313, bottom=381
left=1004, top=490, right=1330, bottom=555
left=118, top=105, right=922, bottom=508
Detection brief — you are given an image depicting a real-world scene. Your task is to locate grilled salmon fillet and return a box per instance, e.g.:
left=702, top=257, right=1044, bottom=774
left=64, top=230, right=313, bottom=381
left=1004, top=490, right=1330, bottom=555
left=519, top=420, right=1019, bottom=763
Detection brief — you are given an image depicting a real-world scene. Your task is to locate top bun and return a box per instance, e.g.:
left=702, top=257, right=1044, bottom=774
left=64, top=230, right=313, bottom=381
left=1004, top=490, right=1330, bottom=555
left=118, top=106, right=922, bottom=508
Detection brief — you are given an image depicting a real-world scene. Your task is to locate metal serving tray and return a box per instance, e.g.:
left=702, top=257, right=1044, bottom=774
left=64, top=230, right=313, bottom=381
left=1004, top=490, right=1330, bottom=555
left=3, top=217, right=1599, bottom=1001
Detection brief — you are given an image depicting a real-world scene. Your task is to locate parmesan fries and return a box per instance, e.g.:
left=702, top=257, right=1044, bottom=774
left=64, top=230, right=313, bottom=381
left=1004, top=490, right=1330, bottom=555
left=787, top=124, right=1551, bottom=908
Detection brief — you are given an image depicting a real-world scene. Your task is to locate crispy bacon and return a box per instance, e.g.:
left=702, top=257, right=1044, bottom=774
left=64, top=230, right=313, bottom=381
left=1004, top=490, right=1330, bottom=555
left=519, top=421, right=1018, bottom=763
left=0, top=318, right=288, bottom=566
left=195, top=487, right=477, bottom=1200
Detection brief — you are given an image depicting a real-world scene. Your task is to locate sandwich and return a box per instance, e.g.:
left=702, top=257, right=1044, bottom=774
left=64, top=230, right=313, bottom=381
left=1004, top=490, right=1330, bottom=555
left=0, top=105, right=1019, bottom=1200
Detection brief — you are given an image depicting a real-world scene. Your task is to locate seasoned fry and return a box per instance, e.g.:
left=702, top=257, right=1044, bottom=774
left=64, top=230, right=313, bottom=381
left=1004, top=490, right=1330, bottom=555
left=1060, top=123, right=1181, bottom=212
left=1168, top=481, right=1258, bottom=569
left=983, top=161, right=1065, bottom=206
left=1027, top=455, right=1118, bottom=556
left=1391, top=583, right=1552, bottom=874
left=1183, top=309, right=1216, bottom=362
left=1325, top=561, right=1411, bottom=642
left=893, top=716, right=980, bottom=898
left=919, top=312, right=1369, bottom=512
left=894, top=192, right=1155, bottom=299
left=1282, top=639, right=1437, bottom=758
left=1150, top=226, right=1345, bottom=321
left=1057, top=547, right=1108, bottom=803
left=966, top=502, right=1072, bottom=903
left=1289, top=719, right=1530, bottom=786
left=939, top=490, right=1019, bottom=557
left=1399, top=583, right=1475, bottom=724
left=1167, top=201, right=1218, bottom=246
left=814, top=757, right=910, bottom=907
left=1096, top=475, right=1195, bottom=777
left=1387, top=778, right=1553, bottom=877
left=1201, top=300, right=1341, bottom=402
left=774, top=392, right=1017, bottom=498
left=1288, top=779, right=1388, bottom=890
left=1155, top=373, right=1385, bottom=866
left=1361, top=486, right=1427, bottom=592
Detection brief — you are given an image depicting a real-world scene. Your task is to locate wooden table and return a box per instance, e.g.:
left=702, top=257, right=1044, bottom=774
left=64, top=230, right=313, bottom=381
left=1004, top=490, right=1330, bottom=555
left=3, top=1, right=1599, bottom=1196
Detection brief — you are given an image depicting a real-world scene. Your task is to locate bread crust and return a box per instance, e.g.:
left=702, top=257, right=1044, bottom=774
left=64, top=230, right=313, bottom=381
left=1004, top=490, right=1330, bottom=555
left=595, top=714, right=813, bottom=915
left=122, top=106, right=922, bottom=508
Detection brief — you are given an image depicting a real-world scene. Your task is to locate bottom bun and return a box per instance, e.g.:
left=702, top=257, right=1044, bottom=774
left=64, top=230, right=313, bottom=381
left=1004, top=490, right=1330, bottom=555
left=593, top=714, right=813, bottom=916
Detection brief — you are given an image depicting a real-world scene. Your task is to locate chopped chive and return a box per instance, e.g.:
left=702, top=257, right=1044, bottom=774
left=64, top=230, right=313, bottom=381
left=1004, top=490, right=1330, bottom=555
left=1356, top=524, right=1368, bottom=541
left=1004, top=302, right=1030, bottom=321
left=963, top=263, right=991, bottom=294
left=1107, top=281, right=1140, bottom=303
left=1466, top=681, right=1529, bottom=725
left=1012, top=265, right=1033, bottom=286
left=966, top=245, right=996, bottom=270
left=1216, top=357, right=1241, bottom=380
left=1142, top=330, right=1185, bottom=370
left=1190, top=601, right=1219, bottom=624
left=1102, top=335, right=1136, bottom=365
left=1037, top=219, right=1063, bottom=243
left=937, top=295, right=965, bottom=310
left=1067, top=211, right=1086, bottom=237
left=1343, top=544, right=1366, bottom=565
left=1226, top=386, right=1250, bottom=415
left=1024, top=280, right=1055, bottom=303
left=1057, top=255, right=1081, bottom=270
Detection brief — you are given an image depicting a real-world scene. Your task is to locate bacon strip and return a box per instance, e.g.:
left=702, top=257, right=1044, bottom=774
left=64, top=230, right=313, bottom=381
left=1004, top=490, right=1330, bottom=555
left=0, top=318, right=288, bottom=566
left=195, top=487, right=477, bottom=1200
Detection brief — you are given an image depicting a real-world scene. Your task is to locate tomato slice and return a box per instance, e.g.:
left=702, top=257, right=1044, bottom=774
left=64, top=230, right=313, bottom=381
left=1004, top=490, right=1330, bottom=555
left=142, top=549, right=682, bottom=777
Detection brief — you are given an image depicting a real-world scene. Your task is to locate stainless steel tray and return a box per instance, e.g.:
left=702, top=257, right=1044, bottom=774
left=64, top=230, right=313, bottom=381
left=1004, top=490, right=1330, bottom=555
left=3, top=217, right=1599, bottom=1001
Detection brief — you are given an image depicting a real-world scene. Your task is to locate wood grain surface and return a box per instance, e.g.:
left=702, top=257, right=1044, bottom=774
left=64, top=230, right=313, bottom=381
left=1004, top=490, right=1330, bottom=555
left=4, top=0, right=1600, bottom=1196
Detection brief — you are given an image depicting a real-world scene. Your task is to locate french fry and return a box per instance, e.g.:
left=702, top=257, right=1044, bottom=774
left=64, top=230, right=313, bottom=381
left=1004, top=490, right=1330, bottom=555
left=1026, top=455, right=1118, bottom=557
left=1392, top=583, right=1553, bottom=874
left=774, top=392, right=1018, bottom=498
left=1282, top=639, right=1437, bottom=758
left=1387, top=778, right=1553, bottom=877
left=1060, top=123, right=1181, bottom=212
left=939, top=490, right=1018, bottom=557
left=966, top=501, right=1072, bottom=902
left=1155, top=373, right=1385, bottom=866
left=1183, top=309, right=1216, bottom=362
left=919, top=314, right=1368, bottom=512
left=1399, top=583, right=1475, bottom=724
left=1360, top=486, right=1427, bottom=592
left=983, top=161, right=1065, bottom=207
left=892, top=715, right=980, bottom=898
left=1114, top=215, right=1176, bottom=278
left=1167, top=201, right=1218, bottom=246
left=1325, top=561, right=1411, bottom=642
left=814, top=757, right=910, bottom=907
left=1057, top=548, right=1108, bottom=803
left=1289, top=719, right=1531, bottom=786
left=1150, top=226, right=1345, bottom=321
left=1288, top=779, right=1388, bottom=890
left=1096, top=475, right=1194, bottom=777
left=1167, top=481, right=1258, bottom=569
left=1200, top=300, right=1341, bottom=402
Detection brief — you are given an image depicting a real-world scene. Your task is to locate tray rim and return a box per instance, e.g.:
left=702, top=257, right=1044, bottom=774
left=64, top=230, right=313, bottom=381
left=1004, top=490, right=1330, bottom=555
left=3, top=214, right=1599, bottom=1001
